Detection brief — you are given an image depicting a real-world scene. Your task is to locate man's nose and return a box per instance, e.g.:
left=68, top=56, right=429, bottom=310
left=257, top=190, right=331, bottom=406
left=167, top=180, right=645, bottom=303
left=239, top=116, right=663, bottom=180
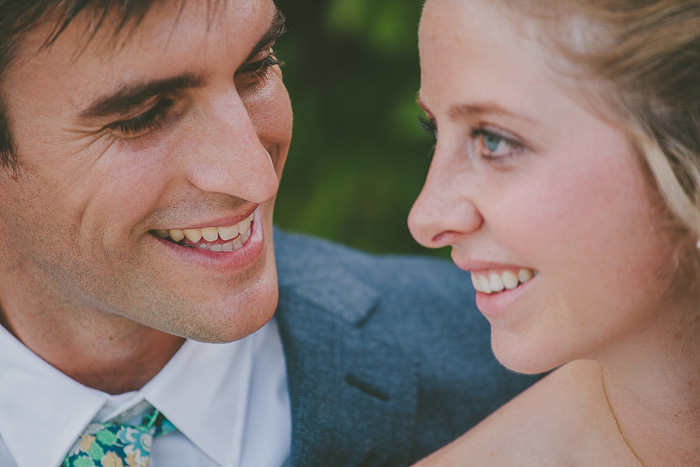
left=182, top=92, right=279, bottom=204
left=408, top=150, right=483, bottom=249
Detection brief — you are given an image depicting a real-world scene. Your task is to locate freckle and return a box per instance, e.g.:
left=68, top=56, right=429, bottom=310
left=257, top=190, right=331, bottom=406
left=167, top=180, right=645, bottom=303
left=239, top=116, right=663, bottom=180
left=109, top=336, right=114, bottom=341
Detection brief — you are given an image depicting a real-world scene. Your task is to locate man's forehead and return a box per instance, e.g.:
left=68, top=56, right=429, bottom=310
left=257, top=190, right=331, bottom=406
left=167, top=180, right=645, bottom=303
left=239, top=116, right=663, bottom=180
left=30, top=0, right=229, bottom=51
left=3, top=0, right=282, bottom=128
left=79, top=8, right=286, bottom=122
left=14, top=0, right=277, bottom=68
left=8, top=0, right=176, bottom=67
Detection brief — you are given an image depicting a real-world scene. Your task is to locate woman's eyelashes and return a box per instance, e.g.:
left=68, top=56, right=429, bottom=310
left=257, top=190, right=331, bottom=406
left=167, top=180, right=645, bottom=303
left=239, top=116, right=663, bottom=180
left=418, top=115, right=438, bottom=139
left=469, top=128, right=524, bottom=161
left=418, top=115, right=525, bottom=162
left=417, top=116, right=438, bottom=158
left=106, top=47, right=282, bottom=138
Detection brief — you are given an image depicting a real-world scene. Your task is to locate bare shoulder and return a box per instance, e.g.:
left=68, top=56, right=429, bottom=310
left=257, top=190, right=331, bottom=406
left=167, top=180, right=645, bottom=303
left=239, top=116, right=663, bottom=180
left=414, top=360, right=603, bottom=466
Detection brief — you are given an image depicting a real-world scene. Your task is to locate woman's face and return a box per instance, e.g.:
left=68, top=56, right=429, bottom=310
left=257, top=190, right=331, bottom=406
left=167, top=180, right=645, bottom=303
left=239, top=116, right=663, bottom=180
left=409, top=0, right=677, bottom=373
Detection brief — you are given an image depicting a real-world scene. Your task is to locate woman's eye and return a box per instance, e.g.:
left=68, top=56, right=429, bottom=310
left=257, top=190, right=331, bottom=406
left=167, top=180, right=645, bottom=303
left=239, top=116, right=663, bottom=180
left=236, top=47, right=281, bottom=86
left=106, top=97, right=175, bottom=138
left=483, top=133, right=509, bottom=153
left=471, top=128, right=522, bottom=161
left=417, top=115, right=438, bottom=139
left=417, top=116, right=438, bottom=158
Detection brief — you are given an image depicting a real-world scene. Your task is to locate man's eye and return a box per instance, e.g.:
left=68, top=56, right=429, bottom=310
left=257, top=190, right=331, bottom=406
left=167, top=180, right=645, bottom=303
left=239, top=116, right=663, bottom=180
left=106, top=98, right=175, bottom=137
left=236, top=48, right=281, bottom=86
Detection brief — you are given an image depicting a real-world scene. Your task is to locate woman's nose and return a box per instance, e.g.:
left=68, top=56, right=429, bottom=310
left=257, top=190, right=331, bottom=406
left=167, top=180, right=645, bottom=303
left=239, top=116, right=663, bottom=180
left=408, top=155, right=483, bottom=249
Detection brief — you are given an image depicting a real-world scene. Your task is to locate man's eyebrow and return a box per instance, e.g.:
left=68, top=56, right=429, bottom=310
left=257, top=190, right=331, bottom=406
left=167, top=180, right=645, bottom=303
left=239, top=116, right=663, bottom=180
left=246, top=8, right=287, bottom=62
left=79, top=73, right=204, bottom=120
left=78, top=8, right=286, bottom=122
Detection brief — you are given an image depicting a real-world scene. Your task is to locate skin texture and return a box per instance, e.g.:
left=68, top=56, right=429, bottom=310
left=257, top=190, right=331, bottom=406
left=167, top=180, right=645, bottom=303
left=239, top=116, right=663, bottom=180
left=0, top=0, right=292, bottom=394
left=409, top=0, right=700, bottom=464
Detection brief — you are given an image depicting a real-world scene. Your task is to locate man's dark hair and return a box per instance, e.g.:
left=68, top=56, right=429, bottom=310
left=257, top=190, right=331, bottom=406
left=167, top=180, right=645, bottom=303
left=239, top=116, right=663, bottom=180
left=0, top=0, right=167, bottom=168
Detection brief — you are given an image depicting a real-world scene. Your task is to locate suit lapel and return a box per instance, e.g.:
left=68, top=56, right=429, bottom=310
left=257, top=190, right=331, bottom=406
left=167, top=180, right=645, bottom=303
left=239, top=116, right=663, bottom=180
left=275, top=248, right=418, bottom=466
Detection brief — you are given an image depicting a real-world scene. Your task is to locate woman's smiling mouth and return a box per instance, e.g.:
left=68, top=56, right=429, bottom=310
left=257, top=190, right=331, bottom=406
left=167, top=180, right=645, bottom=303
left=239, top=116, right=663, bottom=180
left=471, top=268, right=537, bottom=294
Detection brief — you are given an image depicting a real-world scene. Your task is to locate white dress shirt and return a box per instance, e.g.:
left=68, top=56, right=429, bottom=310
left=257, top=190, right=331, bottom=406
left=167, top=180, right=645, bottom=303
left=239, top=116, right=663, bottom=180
left=0, top=318, right=291, bottom=467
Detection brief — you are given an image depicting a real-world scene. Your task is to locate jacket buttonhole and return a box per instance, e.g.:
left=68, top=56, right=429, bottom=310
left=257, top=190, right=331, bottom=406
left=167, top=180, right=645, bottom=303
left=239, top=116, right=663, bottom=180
left=345, top=373, right=390, bottom=402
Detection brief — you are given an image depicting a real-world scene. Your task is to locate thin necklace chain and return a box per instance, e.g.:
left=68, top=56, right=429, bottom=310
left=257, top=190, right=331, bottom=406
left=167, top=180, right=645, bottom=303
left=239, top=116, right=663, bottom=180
left=600, top=367, right=647, bottom=467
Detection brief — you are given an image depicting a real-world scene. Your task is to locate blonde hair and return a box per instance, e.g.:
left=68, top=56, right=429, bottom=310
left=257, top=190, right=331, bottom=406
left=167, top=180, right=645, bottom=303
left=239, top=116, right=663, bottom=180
left=511, top=0, right=700, bottom=257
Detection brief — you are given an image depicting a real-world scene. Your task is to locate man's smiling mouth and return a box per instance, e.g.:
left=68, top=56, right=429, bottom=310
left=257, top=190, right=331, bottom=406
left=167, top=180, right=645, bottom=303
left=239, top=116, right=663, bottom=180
left=154, top=211, right=254, bottom=252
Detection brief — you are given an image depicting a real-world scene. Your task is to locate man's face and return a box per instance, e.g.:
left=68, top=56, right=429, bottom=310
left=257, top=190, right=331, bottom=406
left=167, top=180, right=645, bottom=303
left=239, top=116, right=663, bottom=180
left=0, top=0, right=292, bottom=342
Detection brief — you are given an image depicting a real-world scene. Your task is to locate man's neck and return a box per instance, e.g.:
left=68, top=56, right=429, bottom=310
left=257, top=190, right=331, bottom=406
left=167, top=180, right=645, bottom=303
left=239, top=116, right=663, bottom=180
left=61, top=331, right=186, bottom=394
left=1, top=304, right=185, bottom=394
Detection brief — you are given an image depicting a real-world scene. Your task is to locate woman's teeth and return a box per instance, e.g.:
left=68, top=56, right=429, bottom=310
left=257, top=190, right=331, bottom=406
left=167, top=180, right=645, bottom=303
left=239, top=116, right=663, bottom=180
left=471, top=269, right=535, bottom=294
left=155, top=212, right=254, bottom=251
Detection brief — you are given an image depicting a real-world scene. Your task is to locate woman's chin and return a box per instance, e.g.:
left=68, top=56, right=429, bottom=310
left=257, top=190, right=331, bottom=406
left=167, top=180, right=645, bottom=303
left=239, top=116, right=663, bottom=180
left=490, top=332, right=563, bottom=375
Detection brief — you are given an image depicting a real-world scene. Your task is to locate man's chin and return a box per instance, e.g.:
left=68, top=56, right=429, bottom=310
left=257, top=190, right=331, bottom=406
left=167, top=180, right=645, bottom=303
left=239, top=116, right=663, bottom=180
left=188, top=269, right=280, bottom=344
left=182, top=224, right=279, bottom=342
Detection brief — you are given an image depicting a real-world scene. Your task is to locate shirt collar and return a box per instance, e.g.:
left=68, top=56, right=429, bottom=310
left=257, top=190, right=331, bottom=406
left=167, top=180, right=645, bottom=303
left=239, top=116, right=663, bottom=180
left=0, top=325, right=107, bottom=467
left=140, top=330, right=256, bottom=466
left=0, top=320, right=266, bottom=467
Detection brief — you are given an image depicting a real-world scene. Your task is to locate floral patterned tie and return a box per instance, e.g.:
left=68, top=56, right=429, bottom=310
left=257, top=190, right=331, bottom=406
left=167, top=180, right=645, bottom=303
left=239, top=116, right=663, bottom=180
left=63, top=406, right=176, bottom=467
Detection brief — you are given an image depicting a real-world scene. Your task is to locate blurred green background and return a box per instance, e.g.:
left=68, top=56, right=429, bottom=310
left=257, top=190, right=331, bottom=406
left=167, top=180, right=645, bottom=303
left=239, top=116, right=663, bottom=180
left=273, top=0, right=445, bottom=258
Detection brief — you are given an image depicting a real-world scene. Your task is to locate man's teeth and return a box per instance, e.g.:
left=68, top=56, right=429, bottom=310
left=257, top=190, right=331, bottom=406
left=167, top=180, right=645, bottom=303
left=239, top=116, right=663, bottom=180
left=471, top=269, right=535, bottom=294
left=154, top=212, right=254, bottom=251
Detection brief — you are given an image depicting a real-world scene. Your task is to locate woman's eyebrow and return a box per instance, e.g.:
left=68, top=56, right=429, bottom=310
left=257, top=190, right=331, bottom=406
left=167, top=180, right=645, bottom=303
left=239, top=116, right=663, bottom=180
left=417, top=95, right=539, bottom=125
left=416, top=96, right=429, bottom=114
left=448, top=102, right=523, bottom=120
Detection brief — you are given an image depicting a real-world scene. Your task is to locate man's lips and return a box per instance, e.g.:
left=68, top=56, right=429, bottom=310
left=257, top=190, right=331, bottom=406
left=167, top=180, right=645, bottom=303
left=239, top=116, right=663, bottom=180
left=153, top=211, right=255, bottom=252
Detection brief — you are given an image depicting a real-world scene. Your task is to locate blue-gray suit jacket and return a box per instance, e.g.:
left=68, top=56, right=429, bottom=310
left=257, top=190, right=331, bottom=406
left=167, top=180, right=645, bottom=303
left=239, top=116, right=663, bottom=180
left=273, top=230, right=540, bottom=466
